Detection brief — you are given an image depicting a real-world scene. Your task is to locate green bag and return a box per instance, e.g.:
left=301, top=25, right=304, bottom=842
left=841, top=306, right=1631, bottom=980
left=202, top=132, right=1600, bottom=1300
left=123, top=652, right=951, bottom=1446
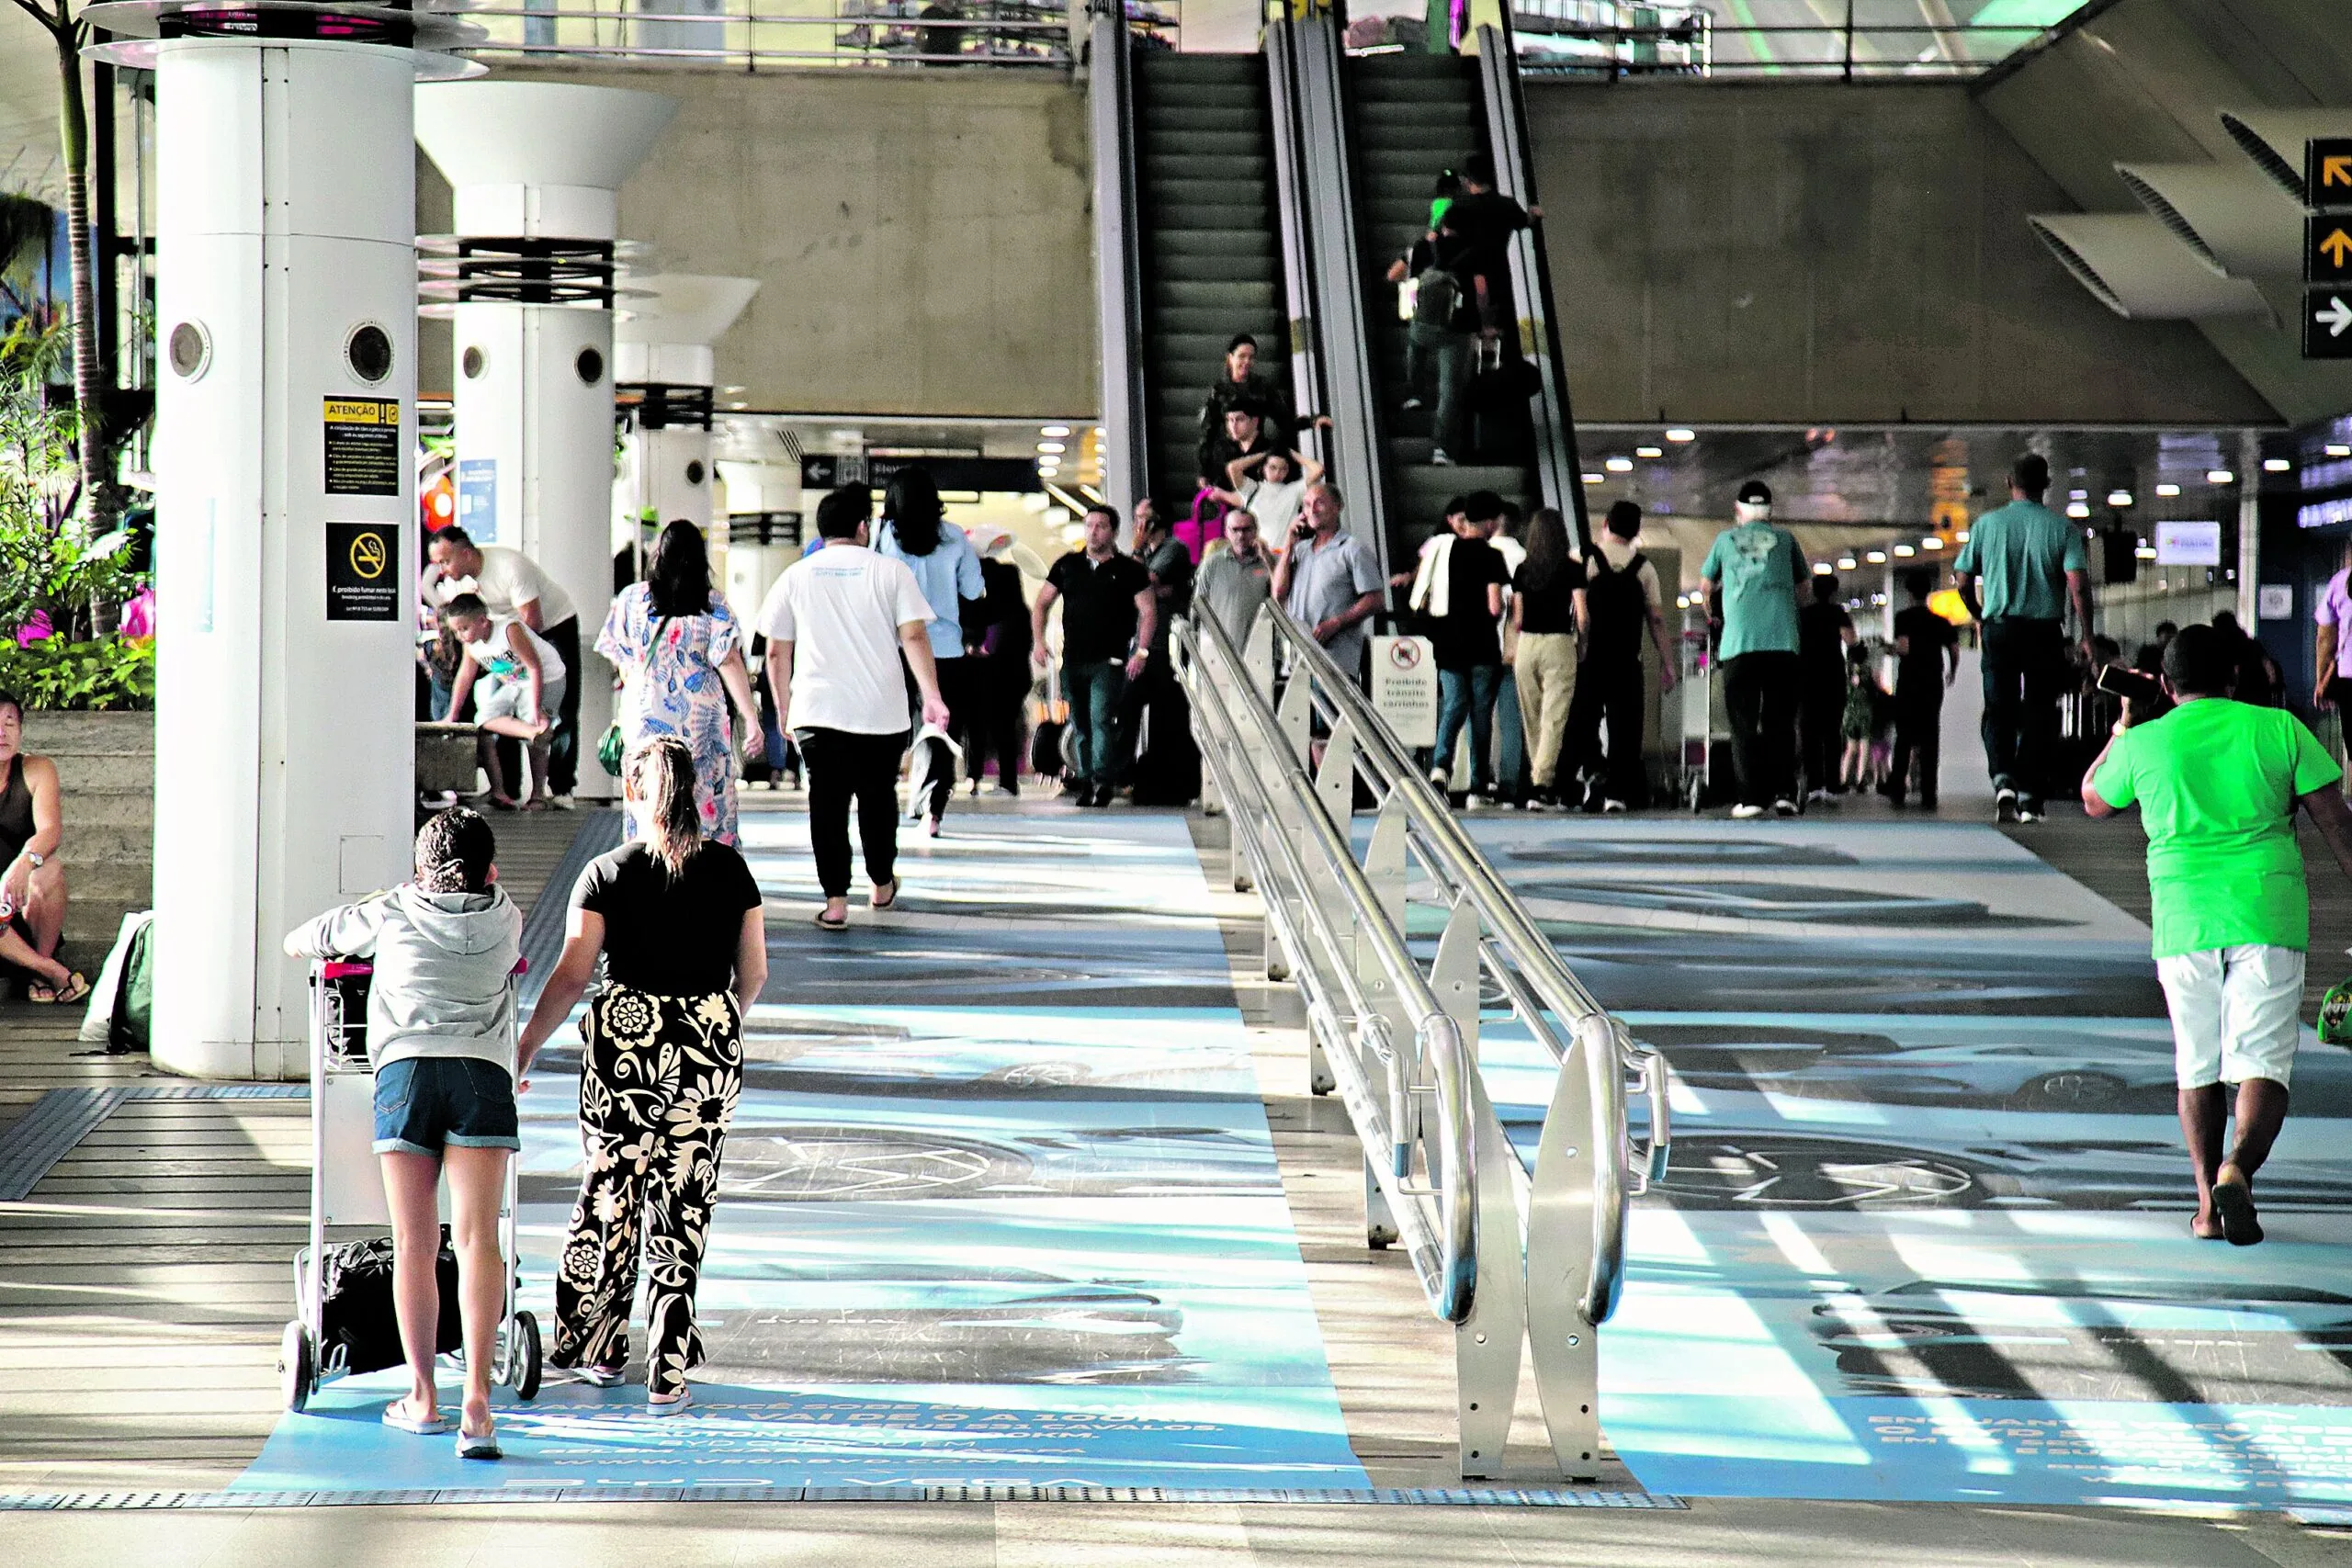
left=2322, top=971, right=2352, bottom=1047
left=108, top=914, right=154, bottom=1055
left=597, top=722, right=625, bottom=777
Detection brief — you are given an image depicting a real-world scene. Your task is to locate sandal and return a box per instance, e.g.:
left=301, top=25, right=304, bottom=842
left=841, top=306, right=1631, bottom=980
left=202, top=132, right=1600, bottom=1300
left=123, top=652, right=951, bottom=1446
left=28, top=971, right=89, bottom=1007
left=813, top=908, right=849, bottom=931
left=870, top=876, right=900, bottom=910
left=382, top=1399, right=451, bottom=1436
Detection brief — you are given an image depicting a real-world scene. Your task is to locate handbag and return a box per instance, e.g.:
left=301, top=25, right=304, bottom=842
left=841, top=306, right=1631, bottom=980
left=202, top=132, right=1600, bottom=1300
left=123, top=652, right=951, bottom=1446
left=597, top=722, right=625, bottom=776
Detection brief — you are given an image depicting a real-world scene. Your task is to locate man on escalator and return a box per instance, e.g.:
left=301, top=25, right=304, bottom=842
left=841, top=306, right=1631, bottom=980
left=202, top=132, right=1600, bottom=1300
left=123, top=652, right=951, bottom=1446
left=1443, top=152, right=1538, bottom=352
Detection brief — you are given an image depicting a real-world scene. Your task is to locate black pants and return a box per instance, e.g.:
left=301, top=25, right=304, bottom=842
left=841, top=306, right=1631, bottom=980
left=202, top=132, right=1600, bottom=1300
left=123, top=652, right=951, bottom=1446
left=1121, top=659, right=1199, bottom=804
left=963, top=653, right=1028, bottom=792
left=1564, top=647, right=1645, bottom=806
left=544, top=616, right=582, bottom=795
left=1979, top=616, right=2064, bottom=805
left=1889, top=689, right=1942, bottom=805
left=1721, top=649, right=1800, bottom=808
left=1799, top=668, right=1844, bottom=794
left=797, top=727, right=908, bottom=897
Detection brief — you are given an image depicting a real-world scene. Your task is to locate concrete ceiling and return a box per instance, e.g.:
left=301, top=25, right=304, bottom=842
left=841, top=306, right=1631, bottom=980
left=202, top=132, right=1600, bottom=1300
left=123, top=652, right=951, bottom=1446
left=1979, top=0, right=2352, bottom=424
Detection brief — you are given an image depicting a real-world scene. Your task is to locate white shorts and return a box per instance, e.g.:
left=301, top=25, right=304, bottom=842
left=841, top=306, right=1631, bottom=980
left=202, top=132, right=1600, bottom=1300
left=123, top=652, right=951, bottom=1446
left=2155, top=944, right=2305, bottom=1089
left=476, top=676, right=564, bottom=730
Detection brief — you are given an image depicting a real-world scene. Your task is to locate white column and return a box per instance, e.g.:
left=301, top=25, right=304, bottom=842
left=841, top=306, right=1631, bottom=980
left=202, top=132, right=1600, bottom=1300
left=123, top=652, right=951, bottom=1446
left=614, top=274, right=760, bottom=539
left=95, top=20, right=468, bottom=1079
left=418, top=82, right=677, bottom=802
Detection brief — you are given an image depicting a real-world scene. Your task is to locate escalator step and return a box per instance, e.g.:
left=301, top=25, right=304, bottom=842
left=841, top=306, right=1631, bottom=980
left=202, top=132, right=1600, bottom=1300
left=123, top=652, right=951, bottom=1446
left=1155, top=279, right=1279, bottom=309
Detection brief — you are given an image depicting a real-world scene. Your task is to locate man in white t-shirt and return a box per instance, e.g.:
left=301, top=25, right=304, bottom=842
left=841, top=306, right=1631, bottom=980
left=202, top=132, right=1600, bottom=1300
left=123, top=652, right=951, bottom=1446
left=757, top=486, right=953, bottom=931
left=426, top=525, right=585, bottom=807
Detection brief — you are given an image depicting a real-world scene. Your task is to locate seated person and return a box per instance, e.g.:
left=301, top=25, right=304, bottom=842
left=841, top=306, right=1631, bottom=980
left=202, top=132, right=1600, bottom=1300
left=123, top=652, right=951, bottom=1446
left=1210, top=446, right=1323, bottom=541
left=442, top=595, right=568, bottom=812
left=0, top=693, right=82, bottom=1005
left=284, top=807, right=523, bottom=1459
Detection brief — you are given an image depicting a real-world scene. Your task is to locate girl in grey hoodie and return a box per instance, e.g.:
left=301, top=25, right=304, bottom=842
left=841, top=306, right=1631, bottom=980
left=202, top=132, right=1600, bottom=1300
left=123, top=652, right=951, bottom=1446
left=285, top=807, right=522, bottom=1460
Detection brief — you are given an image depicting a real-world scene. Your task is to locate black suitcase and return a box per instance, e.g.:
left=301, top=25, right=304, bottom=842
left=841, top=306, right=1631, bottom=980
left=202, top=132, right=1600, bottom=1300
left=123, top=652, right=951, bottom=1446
left=318, top=1230, right=463, bottom=1376
left=1029, top=718, right=1067, bottom=780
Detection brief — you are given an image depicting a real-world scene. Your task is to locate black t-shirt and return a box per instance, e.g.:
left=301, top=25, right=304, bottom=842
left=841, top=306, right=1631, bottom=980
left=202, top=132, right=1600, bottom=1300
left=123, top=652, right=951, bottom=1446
left=1441, top=190, right=1529, bottom=313
left=1429, top=537, right=1509, bottom=669
left=1799, top=598, right=1854, bottom=671
left=1512, top=557, right=1586, bottom=637
left=1893, top=604, right=1958, bottom=694
left=1047, top=550, right=1153, bottom=664
left=573, top=840, right=763, bottom=997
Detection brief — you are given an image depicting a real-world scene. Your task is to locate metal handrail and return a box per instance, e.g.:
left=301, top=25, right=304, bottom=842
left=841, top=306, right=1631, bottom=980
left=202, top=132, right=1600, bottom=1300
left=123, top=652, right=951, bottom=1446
left=1179, top=607, right=1476, bottom=1323
left=1259, top=604, right=1665, bottom=1326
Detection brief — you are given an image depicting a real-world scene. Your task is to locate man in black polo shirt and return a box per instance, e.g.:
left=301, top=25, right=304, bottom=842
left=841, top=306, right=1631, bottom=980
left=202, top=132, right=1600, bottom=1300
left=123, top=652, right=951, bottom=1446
left=1032, top=505, right=1157, bottom=807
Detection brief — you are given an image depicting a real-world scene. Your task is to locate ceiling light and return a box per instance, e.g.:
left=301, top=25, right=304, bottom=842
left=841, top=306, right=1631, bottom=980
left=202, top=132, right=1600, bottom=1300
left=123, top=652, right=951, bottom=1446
left=1865, top=550, right=1888, bottom=564
left=1581, top=472, right=1603, bottom=484
left=1041, top=424, right=1070, bottom=437
left=1675, top=594, right=1691, bottom=609
left=2135, top=545, right=2157, bottom=558
left=2330, top=444, right=2352, bottom=458
left=1812, top=562, right=1834, bottom=575
left=1604, top=456, right=1634, bottom=473
left=1954, top=530, right=1969, bottom=542
left=1037, top=441, right=1066, bottom=455
left=2107, top=491, right=2133, bottom=507
left=1894, top=544, right=1916, bottom=558
left=1666, top=428, right=1696, bottom=443
left=1635, top=446, right=1663, bottom=459
left=2265, top=457, right=2292, bottom=473
left=1837, top=556, right=1858, bottom=570
left=2069, top=489, right=2087, bottom=501
left=1920, top=536, right=1942, bottom=550
left=2066, top=502, right=2090, bottom=518
left=831, top=429, right=861, bottom=445
left=2155, top=483, right=2180, bottom=497
left=2208, top=469, right=2235, bottom=484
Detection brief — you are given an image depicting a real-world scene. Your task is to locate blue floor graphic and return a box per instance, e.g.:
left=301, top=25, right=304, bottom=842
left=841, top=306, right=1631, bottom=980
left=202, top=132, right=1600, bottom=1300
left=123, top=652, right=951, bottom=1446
left=1464, top=818, right=2352, bottom=1507
left=236, top=809, right=1372, bottom=1495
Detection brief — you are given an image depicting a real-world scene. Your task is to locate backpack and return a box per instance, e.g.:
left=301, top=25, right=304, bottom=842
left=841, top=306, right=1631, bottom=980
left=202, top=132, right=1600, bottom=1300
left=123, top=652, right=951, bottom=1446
left=1413, top=265, right=1464, bottom=329
left=1586, top=549, right=1648, bottom=653
left=107, top=912, right=155, bottom=1055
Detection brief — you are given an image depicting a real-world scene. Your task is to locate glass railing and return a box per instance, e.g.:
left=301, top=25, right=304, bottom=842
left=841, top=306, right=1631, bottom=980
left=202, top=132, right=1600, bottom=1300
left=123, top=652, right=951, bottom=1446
left=461, top=0, right=1179, bottom=67
left=1498, top=0, right=2090, bottom=80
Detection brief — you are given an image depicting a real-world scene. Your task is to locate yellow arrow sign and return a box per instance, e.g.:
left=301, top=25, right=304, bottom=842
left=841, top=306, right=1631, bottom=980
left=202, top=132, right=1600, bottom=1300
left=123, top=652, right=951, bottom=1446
left=2324, top=228, right=2352, bottom=268
left=2328, top=155, right=2352, bottom=188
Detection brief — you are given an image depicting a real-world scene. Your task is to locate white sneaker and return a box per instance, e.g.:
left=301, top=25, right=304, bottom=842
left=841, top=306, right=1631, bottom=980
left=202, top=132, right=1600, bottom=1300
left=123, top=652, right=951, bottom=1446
left=1805, top=788, right=1834, bottom=805
left=1773, top=798, right=1799, bottom=817
left=1430, top=448, right=1456, bottom=467
left=1731, top=803, right=1766, bottom=819
left=1429, top=767, right=1450, bottom=791
left=1995, top=787, right=2018, bottom=825
left=1402, top=397, right=1424, bottom=412
left=1602, top=798, right=1628, bottom=815
left=549, top=794, right=577, bottom=811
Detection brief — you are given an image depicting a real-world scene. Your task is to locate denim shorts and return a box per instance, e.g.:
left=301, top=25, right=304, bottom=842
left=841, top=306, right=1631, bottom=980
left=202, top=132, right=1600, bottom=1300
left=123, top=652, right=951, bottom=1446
left=372, top=1057, right=521, bottom=1156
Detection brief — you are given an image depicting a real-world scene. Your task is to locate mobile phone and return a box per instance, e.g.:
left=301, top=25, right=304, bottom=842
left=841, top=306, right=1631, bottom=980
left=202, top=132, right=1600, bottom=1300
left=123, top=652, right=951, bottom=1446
left=2095, top=663, right=2165, bottom=705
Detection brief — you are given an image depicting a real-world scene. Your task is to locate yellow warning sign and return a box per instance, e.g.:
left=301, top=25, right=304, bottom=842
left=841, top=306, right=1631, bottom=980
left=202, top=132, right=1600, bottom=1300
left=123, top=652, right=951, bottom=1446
left=323, top=397, right=401, bottom=497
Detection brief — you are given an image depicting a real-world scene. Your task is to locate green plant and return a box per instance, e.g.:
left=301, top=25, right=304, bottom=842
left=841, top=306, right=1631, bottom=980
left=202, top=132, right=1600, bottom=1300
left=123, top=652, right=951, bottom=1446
left=0, top=634, right=153, bottom=710
left=0, top=314, right=137, bottom=639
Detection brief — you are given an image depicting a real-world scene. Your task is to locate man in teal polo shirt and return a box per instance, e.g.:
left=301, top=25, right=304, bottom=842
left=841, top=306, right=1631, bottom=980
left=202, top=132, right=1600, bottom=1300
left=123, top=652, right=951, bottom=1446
left=1954, top=453, right=2090, bottom=824
left=2086, top=625, right=2352, bottom=1246
left=1701, top=479, right=1808, bottom=818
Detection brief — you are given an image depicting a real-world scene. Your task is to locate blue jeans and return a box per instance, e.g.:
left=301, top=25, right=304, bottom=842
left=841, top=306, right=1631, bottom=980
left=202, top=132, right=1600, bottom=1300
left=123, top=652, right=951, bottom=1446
left=1064, top=660, right=1128, bottom=786
left=1494, top=669, right=1528, bottom=800
left=1434, top=664, right=1502, bottom=792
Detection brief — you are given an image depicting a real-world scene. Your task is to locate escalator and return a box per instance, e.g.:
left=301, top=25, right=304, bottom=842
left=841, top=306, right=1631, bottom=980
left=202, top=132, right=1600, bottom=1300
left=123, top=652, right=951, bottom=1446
left=1131, top=53, right=1291, bottom=508
left=1346, top=53, right=1539, bottom=555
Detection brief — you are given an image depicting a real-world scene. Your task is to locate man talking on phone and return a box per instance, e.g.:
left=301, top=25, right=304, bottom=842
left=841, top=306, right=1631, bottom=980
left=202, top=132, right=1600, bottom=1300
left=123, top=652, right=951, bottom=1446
left=1271, top=482, right=1385, bottom=687
left=2085, top=624, right=2352, bottom=1246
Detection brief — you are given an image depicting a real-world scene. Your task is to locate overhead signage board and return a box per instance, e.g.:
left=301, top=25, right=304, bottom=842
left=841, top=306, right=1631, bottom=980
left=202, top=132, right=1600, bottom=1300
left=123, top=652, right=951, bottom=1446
left=2305, top=292, right=2352, bottom=360
left=2154, top=520, right=2222, bottom=567
left=799, top=454, right=1042, bottom=495
left=2310, top=217, right=2352, bottom=286
left=2310, top=138, right=2352, bottom=211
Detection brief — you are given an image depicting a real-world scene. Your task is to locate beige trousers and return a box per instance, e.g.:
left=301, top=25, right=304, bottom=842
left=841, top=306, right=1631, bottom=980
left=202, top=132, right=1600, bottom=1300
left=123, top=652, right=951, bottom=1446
left=1514, top=631, right=1579, bottom=788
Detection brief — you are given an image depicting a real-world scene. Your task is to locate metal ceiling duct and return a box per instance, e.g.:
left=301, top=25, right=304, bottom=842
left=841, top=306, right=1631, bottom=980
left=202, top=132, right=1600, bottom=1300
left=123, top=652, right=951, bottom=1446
left=2114, top=162, right=2302, bottom=277
left=2027, top=213, right=2270, bottom=319
left=2218, top=109, right=2352, bottom=203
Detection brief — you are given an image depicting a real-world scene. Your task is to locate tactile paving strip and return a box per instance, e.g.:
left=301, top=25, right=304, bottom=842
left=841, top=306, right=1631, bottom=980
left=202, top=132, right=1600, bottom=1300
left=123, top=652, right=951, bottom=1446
left=0, top=1484, right=1684, bottom=1509
left=0, top=1082, right=308, bottom=1201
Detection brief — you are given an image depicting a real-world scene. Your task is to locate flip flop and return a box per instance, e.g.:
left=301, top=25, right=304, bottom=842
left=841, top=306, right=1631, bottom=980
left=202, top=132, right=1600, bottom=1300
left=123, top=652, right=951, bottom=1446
left=382, top=1402, right=451, bottom=1436
left=647, top=1388, right=693, bottom=1416
left=455, top=1427, right=503, bottom=1460
left=813, top=908, right=849, bottom=931
left=2212, top=1168, right=2265, bottom=1247
left=870, top=877, right=900, bottom=910
left=29, top=972, right=90, bottom=1007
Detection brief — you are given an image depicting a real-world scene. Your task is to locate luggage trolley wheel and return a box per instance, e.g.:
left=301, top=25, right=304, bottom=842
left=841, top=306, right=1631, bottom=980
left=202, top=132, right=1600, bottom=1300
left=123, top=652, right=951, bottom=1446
left=500, top=1309, right=543, bottom=1402
left=279, top=1319, right=315, bottom=1413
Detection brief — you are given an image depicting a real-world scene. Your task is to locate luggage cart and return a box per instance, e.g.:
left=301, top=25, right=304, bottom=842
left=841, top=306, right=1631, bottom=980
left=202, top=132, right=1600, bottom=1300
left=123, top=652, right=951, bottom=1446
left=279, top=958, right=543, bottom=1412
left=1672, top=614, right=1724, bottom=813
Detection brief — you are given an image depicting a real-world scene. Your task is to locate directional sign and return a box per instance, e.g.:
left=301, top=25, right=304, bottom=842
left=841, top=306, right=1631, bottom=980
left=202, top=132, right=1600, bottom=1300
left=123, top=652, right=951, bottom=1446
left=2311, top=138, right=2352, bottom=211
left=2311, top=217, right=2352, bottom=284
left=2304, top=291, right=2352, bottom=359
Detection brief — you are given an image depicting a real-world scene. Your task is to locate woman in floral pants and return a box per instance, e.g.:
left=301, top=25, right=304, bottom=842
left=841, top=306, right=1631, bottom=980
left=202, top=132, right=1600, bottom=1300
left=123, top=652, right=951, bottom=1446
left=517, top=738, right=768, bottom=1411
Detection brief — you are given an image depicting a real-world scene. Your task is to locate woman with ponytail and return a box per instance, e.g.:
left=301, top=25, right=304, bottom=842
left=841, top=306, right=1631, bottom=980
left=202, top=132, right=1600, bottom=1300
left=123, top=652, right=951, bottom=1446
left=517, top=736, right=767, bottom=1411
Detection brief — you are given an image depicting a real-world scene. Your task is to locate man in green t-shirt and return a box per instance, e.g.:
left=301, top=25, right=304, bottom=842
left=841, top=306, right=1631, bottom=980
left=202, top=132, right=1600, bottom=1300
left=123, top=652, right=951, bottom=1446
left=1954, top=453, right=2091, bottom=824
left=2085, top=625, right=2352, bottom=1247
left=1700, top=479, right=1808, bottom=818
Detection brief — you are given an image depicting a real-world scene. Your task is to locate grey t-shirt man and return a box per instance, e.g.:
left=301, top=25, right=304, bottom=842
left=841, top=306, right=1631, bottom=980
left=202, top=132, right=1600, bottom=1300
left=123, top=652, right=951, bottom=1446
left=1282, top=529, right=1385, bottom=679
left=1198, top=547, right=1273, bottom=640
